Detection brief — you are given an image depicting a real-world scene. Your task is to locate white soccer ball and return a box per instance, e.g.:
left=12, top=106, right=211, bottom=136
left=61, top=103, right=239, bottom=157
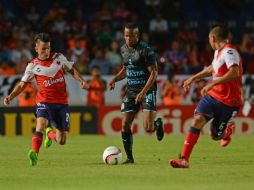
left=102, top=146, right=122, bottom=165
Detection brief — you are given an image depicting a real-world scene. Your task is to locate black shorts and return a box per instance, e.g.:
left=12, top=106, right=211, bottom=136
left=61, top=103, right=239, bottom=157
left=121, top=91, right=157, bottom=113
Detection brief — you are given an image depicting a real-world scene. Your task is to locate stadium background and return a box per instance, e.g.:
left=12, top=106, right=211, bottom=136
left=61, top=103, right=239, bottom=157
left=0, top=0, right=254, bottom=136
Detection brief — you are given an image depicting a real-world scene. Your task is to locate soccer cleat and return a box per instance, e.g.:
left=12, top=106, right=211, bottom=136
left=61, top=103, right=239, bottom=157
left=122, top=158, right=134, bottom=164
left=220, top=123, right=235, bottom=147
left=154, top=118, right=164, bottom=141
left=28, top=149, right=38, bottom=166
left=44, top=127, right=53, bottom=148
left=169, top=157, right=189, bottom=168
left=220, top=136, right=231, bottom=147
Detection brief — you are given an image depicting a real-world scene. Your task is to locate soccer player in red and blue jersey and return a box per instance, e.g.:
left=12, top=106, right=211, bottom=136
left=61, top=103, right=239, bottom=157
left=170, top=25, right=243, bottom=168
left=4, top=33, right=89, bottom=166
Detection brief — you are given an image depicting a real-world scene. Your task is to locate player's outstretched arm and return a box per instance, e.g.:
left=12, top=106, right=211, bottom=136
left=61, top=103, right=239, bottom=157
left=109, top=66, right=126, bottom=90
left=67, top=66, right=89, bottom=90
left=183, top=65, right=213, bottom=92
left=4, top=81, right=28, bottom=105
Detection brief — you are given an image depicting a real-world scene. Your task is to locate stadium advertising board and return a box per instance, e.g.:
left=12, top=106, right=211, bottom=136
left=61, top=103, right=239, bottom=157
left=0, top=107, right=98, bottom=136
left=0, top=105, right=253, bottom=136
left=98, top=106, right=254, bottom=135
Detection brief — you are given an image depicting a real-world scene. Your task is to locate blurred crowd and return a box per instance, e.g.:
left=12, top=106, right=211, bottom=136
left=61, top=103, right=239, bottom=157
left=0, top=0, right=254, bottom=106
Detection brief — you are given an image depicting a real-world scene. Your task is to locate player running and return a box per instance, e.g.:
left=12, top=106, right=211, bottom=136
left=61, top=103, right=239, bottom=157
left=4, top=33, right=89, bottom=166
left=109, top=23, right=164, bottom=164
left=170, top=25, right=243, bottom=168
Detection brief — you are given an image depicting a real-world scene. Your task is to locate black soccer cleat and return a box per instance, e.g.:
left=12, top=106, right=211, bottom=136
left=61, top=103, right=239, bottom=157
left=122, top=158, right=134, bottom=164
left=154, top=118, right=164, bottom=141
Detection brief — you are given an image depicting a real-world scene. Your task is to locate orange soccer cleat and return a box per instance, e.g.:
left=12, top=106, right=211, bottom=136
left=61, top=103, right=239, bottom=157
left=220, top=123, right=235, bottom=147
left=169, top=157, right=189, bottom=168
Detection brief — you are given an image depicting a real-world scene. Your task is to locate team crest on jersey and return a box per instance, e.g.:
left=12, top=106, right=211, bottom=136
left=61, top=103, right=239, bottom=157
left=57, top=61, right=61, bottom=65
left=227, top=50, right=233, bottom=54
left=128, top=59, right=132, bottom=65
left=36, top=67, right=41, bottom=72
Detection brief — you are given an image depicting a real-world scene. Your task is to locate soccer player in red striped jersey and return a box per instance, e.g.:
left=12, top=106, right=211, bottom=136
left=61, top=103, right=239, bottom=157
left=170, top=25, right=243, bottom=168
left=4, top=33, right=89, bottom=166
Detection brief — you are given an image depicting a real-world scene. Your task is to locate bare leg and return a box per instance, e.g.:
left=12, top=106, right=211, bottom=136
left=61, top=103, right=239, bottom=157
left=55, top=129, right=68, bottom=145
left=143, top=111, right=164, bottom=141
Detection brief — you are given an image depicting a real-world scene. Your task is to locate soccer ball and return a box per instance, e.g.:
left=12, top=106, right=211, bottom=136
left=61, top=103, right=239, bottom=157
left=102, top=146, right=122, bottom=165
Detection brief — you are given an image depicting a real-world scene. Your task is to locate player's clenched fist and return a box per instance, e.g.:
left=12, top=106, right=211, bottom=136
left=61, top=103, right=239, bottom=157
left=183, top=78, right=194, bottom=92
left=109, top=79, right=115, bottom=90
left=80, top=81, right=89, bottom=89
left=4, top=96, right=12, bottom=105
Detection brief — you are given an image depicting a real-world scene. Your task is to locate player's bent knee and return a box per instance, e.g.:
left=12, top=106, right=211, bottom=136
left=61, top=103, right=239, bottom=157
left=122, top=122, right=132, bottom=132
left=192, top=115, right=206, bottom=129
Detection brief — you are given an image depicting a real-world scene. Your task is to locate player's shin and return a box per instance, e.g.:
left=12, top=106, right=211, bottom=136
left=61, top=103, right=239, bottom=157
left=121, top=130, right=134, bottom=160
left=181, top=127, right=200, bottom=161
left=31, top=131, right=43, bottom=153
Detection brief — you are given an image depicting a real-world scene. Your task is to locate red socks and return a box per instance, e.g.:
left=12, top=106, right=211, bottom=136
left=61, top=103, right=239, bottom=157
left=31, top=131, right=43, bottom=153
left=181, top=127, right=200, bottom=161
left=48, top=130, right=56, bottom=140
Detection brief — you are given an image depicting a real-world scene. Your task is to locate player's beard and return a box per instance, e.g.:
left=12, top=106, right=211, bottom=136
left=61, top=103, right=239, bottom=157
left=126, top=40, right=136, bottom=48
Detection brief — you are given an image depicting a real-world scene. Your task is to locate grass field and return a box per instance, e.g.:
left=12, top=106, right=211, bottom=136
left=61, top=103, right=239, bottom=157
left=0, top=135, right=254, bottom=190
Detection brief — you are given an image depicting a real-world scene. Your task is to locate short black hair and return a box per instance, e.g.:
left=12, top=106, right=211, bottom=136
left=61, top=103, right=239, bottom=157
left=209, top=24, right=229, bottom=41
left=125, top=22, right=139, bottom=31
left=91, top=66, right=100, bottom=71
left=34, top=33, right=51, bottom=44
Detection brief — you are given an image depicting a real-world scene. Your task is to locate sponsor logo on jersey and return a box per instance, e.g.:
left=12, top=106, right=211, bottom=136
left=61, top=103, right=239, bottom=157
left=127, top=78, right=146, bottom=85
left=43, top=77, right=64, bottom=87
left=127, top=70, right=145, bottom=77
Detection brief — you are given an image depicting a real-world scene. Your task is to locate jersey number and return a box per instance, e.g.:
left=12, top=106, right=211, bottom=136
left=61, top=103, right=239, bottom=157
left=66, top=113, right=70, bottom=122
left=128, top=58, right=133, bottom=65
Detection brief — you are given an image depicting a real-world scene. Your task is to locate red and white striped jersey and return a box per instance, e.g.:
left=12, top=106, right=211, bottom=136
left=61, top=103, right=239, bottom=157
left=21, top=52, right=74, bottom=104
left=208, top=43, right=243, bottom=107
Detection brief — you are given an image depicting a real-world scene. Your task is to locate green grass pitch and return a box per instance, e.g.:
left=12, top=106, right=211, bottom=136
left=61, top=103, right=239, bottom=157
left=0, top=135, right=253, bottom=190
